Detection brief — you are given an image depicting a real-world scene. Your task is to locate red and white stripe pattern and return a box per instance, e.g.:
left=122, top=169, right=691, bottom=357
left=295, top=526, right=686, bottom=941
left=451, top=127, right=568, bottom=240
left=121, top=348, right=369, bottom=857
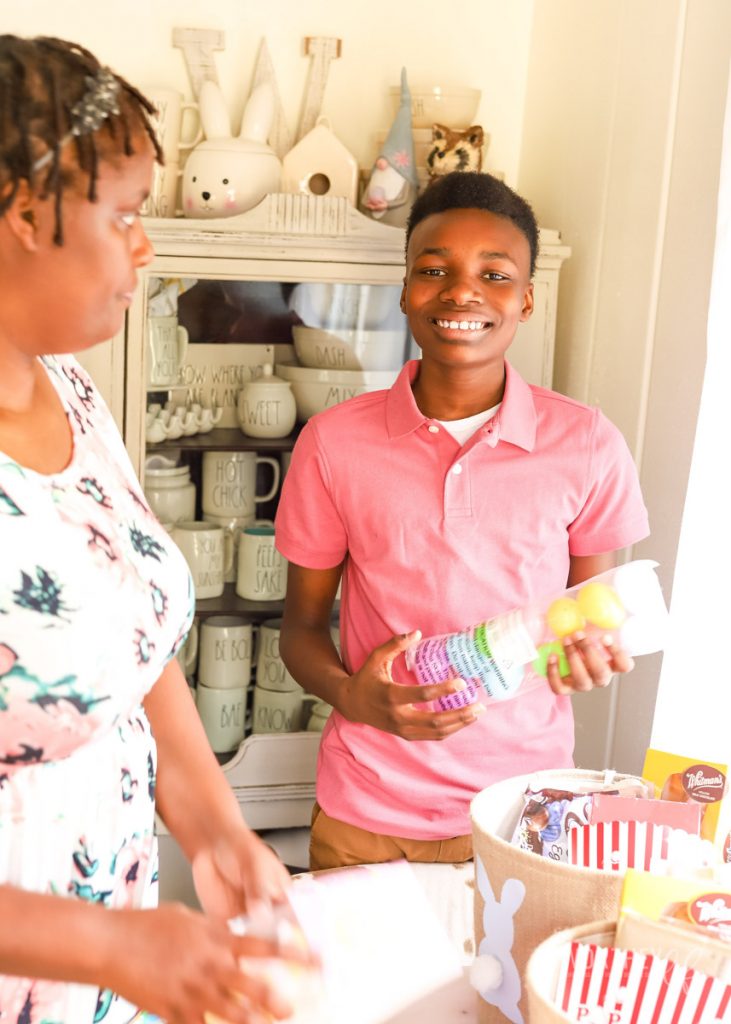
left=556, top=940, right=731, bottom=1022
left=568, top=821, right=671, bottom=872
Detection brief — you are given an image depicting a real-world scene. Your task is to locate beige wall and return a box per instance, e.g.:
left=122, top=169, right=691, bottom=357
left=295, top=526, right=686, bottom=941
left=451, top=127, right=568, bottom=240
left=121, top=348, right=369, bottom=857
left=4, top=0, right=534, bottom=182
left=519, top=0, right=730, bottom=773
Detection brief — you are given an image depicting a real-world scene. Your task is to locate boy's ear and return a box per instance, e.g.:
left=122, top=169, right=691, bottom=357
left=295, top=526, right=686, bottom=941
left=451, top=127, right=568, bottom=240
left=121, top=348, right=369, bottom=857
left=2, top=180, right=42, bottom=252
left=520, top=283, right=534, bottom=322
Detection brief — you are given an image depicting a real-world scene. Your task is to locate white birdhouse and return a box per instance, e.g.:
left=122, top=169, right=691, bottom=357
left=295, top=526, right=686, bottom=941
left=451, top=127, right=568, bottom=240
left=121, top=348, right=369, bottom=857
left=281, top=117, right=359, bottom=204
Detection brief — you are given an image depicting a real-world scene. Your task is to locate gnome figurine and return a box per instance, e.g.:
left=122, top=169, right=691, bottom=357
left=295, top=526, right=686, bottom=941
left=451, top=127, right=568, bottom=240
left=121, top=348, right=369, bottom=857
left=360, top=67, right=418, bottom=228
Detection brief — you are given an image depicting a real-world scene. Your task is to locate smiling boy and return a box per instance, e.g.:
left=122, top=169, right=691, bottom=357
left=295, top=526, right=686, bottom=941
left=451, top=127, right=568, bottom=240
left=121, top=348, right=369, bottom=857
left=275, top=172, right=649, bottom=870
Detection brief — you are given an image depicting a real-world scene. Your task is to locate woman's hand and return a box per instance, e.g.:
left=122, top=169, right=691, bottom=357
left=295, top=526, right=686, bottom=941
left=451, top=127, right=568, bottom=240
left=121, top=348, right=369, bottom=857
left=545, top=632, right=634, bottom=695
left=104, top=902, right=304, bottom=1024
left=192, top=825, right=292, bottom=920
left=338, top=630, right=484, bottom=740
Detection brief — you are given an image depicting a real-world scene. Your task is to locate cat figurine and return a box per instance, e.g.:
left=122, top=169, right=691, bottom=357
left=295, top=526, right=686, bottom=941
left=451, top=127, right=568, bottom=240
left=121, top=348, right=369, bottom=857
left=427, top=124, right=484, bottom=179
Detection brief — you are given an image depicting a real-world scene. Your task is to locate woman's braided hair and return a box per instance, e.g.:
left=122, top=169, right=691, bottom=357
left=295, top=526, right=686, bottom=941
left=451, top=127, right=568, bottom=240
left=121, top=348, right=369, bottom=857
left=0, top=35, right=162, bottom=244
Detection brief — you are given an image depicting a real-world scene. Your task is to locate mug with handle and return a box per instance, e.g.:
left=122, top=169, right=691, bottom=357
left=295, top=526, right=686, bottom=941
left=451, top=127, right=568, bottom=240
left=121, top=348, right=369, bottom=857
left=196, top=682, right=248, bottom=753
left=202, top=513, right=273, bottom=583
left=171, top=521, right=234, bottom=600
left=198, top=615, right=254, bottom=690
left=255, top=617, right=301, bottom=692
left=251, top=683, right=303, bottom=735
left=143, top=86, right=204, bottom=162
left=147, top=315, right=189, bottom=387
left=236, top=526, right=287, bottom=602
left=176, top=619, right=199, bottom=677
left=143, top=161, right=183, bottom=218
left=202, top=451, right=280, bottom=519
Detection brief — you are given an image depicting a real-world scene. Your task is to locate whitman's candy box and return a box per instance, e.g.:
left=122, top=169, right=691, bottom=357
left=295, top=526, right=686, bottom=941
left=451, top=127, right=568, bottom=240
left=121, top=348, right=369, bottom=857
left=616, top=868, right=731, bottom=981
left=642, top=748, right=730, bottom=860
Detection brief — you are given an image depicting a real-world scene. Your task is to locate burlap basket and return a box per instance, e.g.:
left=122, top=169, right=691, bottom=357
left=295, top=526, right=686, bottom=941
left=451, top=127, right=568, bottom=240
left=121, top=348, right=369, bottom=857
left=525, top=920, right=616, bottom=1023
left=470, top=768, right=644, bottom=1024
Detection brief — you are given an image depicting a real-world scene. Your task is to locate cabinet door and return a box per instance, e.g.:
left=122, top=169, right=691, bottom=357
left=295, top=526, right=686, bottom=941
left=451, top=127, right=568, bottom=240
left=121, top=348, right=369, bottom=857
left=510, top=269, right=559, bottom=388
left=130, top=262, right=409, bottom=779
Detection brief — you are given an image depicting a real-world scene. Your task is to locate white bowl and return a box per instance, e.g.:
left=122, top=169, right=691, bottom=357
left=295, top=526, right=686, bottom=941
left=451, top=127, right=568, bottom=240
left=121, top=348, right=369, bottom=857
left=288, top=282, right=404, bottom=331
left=275, top=362, right=398, bottom=421
left=389, top=85, right=481, bottom=129
left=292, top=325, right=407, bottom=372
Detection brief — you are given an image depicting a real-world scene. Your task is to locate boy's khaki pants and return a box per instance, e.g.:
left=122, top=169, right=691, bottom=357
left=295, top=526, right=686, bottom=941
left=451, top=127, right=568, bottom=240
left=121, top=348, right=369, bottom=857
left=309, top=801, right=473, bottom=871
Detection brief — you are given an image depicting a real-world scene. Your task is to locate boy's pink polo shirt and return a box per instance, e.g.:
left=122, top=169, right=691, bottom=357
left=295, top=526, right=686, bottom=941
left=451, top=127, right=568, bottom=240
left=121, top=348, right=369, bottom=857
left=275, top=361, right=649, bottom=840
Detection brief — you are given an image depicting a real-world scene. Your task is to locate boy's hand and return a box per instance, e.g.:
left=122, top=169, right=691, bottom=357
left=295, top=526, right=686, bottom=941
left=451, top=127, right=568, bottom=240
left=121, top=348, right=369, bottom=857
left=545, top=632, right=634, bottom=695
left=338, top=630, right=484, bottom=740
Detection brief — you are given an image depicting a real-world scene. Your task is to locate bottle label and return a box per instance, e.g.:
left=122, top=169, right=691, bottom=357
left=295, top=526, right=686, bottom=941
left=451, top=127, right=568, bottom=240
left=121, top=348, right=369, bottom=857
left=408, top=611, right=536, bottom=707
left=483, top=610, right=538, bottom=670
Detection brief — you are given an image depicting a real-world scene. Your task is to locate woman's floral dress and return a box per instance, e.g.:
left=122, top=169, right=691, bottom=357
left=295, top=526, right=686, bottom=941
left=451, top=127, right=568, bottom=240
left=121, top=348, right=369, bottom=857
left=0, top=356, right=194, bottom=1023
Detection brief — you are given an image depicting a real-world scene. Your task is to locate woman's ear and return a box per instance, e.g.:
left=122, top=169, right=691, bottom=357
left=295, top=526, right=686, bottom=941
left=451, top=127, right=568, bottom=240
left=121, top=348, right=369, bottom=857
left=2, top=180, right=41, bottom=251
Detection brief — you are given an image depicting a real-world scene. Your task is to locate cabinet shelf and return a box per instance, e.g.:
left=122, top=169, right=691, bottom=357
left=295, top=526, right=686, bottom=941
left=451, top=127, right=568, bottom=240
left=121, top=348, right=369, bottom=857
left=148, top=427, right=299, bottom=454
left=194, top=587, right=339, bottom=622
left=195, top=584, right=284, bottom=620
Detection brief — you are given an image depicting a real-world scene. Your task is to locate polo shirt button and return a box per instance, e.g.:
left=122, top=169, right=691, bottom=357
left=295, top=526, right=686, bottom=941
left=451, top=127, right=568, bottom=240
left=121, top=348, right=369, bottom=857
left=428, top=424, right=439, bottom=433
left=452, top=463, right=462, bottom=475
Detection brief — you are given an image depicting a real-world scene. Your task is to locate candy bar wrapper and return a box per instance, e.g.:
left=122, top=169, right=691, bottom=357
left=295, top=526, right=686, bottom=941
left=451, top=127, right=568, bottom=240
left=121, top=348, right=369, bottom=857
left=404, top=559, right=668, bottom=711
left=511, top=777, right=654, bottom=861
left=555, top=940, right=731, bottom=1021
left=642, top=748, right=730, bottom=856
left=512, top=788, right=594, bottom=861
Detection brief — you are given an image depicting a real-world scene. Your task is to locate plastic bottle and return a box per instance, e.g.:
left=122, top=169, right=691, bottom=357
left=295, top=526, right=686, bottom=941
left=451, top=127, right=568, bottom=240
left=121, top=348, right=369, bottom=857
left=404, top=560, right=669, bottom=711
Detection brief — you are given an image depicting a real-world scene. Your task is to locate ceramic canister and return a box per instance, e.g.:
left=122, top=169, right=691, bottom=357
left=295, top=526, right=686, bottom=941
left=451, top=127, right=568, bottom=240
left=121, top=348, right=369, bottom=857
left=144, top=465, right=196, bottom=524
left=237, top=364, right=297, bottom=439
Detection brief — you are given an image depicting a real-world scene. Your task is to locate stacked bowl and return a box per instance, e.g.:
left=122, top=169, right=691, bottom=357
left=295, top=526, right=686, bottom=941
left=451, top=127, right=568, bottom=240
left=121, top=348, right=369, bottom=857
left=292, top=325, right=405, bottom=372
left=285, top=283, right=409, bottom=421
left=276, top=361, right=398, bottom=422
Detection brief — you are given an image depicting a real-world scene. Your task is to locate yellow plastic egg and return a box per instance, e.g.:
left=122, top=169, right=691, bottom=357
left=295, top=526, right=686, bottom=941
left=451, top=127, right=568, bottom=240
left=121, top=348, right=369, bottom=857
left=546, top=597, right=586, bottom=638
left=577, top=582, right=626, bottom=629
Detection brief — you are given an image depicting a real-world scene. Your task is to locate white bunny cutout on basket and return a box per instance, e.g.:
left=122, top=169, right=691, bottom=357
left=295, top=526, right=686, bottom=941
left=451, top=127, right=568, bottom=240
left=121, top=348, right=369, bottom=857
left=182, top=81, right=281, bottom=218
left=470, top=854, right=526, bottom=1024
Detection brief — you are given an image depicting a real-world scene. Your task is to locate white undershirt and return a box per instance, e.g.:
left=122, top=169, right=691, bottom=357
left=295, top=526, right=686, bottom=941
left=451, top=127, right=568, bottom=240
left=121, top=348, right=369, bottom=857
left=437, top=403, right=501, bottom=445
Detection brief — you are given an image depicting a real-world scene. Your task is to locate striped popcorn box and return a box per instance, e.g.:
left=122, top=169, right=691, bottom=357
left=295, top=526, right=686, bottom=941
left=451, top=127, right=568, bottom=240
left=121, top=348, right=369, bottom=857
left=568, top=821, right=671, bottom=871
left=556, top=940, right=731, bottom=1022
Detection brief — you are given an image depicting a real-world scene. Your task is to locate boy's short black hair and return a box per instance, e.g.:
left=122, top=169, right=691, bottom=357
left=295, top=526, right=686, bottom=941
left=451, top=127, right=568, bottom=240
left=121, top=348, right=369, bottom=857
left=405, top=171, right=539, bottom=277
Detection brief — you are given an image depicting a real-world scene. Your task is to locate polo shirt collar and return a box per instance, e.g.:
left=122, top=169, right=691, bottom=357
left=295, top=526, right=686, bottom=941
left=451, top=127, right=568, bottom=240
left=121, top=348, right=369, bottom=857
left=385, top=359, right=537, bottom=451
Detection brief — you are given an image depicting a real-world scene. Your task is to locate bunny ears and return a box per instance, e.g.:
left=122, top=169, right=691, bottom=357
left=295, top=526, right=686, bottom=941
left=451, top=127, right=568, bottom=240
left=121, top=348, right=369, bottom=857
left=197, top=80, right=275, bottom=144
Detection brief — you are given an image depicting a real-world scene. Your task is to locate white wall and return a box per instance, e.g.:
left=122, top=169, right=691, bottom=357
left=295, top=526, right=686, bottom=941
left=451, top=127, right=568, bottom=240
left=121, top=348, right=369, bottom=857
left=651, top=67, right=731, bottom=765
left=5, top=0, right=534, bottom=183
left=519, top=0, right=730, bottom=773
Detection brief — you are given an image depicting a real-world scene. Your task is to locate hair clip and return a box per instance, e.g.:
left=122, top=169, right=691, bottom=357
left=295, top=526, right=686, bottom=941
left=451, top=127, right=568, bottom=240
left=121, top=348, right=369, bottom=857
left=68, top=68, right=120, bottom=136
left=32, top=67, right=121, bottom=173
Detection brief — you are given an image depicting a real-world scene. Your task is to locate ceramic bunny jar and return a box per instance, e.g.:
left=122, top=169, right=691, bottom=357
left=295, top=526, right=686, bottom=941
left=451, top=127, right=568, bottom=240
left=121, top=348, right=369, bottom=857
left=182, top=81, right=281, bottom=218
